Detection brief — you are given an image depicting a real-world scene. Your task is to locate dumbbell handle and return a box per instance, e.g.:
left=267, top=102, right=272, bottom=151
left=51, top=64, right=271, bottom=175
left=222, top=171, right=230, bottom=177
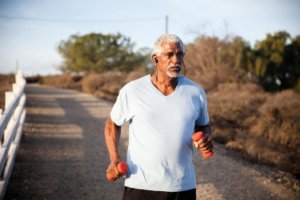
left=192, top=131, right=213, bottom=159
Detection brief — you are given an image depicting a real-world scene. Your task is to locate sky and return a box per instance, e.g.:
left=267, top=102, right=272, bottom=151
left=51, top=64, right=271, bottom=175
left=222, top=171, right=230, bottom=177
left=0, top=0, right=299, bottom=76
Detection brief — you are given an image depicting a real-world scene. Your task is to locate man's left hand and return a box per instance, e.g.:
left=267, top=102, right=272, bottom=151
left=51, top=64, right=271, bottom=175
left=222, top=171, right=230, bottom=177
left=193, top=134, right=214, bottom=153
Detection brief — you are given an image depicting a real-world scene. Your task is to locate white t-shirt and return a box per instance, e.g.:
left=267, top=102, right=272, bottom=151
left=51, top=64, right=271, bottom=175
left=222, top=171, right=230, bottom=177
left=110, top=74, right=209, bottom=192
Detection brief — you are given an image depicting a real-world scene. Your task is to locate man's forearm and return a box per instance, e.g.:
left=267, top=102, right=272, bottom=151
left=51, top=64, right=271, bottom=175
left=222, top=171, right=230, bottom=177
left=104, top=117, right=121, bottom=162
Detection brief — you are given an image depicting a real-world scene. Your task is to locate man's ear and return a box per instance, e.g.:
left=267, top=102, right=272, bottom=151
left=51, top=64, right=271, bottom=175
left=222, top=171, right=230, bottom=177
left=152, top=54, right=158, bottom=64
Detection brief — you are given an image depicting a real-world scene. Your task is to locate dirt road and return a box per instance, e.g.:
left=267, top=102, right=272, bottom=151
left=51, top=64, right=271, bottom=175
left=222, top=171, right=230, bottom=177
left=5, top=84, right=299, bottom=200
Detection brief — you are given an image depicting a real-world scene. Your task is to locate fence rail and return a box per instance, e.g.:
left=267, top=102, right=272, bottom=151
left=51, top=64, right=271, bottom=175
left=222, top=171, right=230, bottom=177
left=0, top=70, right=26, bottom=199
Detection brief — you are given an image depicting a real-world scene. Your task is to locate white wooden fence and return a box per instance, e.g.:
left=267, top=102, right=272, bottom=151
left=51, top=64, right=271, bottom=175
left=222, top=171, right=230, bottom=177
left=0, top=70, right=26, bottom=199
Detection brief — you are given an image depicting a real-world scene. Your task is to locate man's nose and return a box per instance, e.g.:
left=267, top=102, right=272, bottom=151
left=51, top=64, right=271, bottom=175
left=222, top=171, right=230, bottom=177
left=171, top=54, right=182, bottom=64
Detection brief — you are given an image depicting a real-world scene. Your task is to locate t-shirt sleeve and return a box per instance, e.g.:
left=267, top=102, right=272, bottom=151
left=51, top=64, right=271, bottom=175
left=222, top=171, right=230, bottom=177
left=110, top=86, right=131, bottom=126
left=195, top=89, right=209, bottom=126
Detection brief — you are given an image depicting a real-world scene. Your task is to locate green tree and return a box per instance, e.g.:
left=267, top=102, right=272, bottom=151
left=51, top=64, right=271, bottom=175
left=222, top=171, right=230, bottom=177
left=285, top=36, right=300, bottom=91
left=58, top=33, right=145, bottom=73
left=216, top=36, right=254, bottom=76
left=254, top=31, right=293, bottom=91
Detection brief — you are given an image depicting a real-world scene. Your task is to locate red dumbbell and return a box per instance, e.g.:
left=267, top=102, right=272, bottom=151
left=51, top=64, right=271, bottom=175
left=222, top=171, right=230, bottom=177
left=192, top=131, right=213, bottom=159
left=106, top=161, right=129, bottom=182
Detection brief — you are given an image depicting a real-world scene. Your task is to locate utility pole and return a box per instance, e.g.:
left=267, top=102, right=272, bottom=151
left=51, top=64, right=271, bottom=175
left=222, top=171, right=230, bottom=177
left=165, top=15, right=169, bottom=34
left=16, top=59, right=19, bottom=71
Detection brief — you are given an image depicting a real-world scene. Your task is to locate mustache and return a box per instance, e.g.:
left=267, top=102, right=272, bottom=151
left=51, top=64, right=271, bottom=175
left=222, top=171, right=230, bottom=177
left=168, top=64, right=182, bottom=69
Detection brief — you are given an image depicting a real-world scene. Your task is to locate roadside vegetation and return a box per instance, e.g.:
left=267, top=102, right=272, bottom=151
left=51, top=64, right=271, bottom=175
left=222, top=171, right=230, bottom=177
left=1, top=31, right=299, bottom=178
left=0, top=74, right=15, bottom=110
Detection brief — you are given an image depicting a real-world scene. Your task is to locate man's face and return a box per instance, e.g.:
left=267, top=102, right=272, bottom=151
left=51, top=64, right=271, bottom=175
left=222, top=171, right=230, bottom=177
left=156, top=42, right=185, bottom=78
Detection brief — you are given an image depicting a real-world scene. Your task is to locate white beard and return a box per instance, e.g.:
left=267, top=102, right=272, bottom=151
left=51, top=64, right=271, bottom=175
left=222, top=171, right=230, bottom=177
left=166, top=64, right=182, bottom=78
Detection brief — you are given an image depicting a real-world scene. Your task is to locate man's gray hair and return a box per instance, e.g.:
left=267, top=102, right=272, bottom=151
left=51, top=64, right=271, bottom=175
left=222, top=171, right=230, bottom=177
left=153, top=34, right=185, bottom=55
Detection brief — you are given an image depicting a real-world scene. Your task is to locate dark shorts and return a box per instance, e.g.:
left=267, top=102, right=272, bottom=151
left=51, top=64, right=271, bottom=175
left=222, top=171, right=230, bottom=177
left=122, top=186, right=196, bottom=200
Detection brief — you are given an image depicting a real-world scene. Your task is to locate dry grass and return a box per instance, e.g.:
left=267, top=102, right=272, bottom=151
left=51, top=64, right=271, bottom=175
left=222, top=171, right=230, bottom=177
left=253, top=90, right=300, bottom=151
left=0, top=74, right=16, bottom=110
left=39, top=74, right=82, bottom=90
left=80, top=69, right=147, bottom=101
left=38, top=68, right=147, bottom=102
left=206, top=83, right=300, bottom=175
left=81, top=72, right=125, bottom=101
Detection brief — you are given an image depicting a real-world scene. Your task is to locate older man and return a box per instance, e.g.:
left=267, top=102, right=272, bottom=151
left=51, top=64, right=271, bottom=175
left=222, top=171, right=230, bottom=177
left=104, top=34, right=213, bottom=200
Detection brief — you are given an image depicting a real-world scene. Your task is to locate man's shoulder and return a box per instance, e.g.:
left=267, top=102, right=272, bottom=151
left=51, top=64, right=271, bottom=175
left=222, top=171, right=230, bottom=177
left=121, top=74, right=149, bottom=91
left=181, top=77, right=205, bottom=92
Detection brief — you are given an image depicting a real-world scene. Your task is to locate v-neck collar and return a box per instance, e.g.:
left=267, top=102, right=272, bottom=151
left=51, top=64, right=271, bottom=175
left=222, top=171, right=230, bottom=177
left=148, top=74, right=181, bottom=97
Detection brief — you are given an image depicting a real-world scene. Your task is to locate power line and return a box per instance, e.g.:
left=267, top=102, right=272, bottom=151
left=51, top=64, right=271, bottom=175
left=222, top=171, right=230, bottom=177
left=165, top=15, right=169, bottom=34
left=0, top=14, right=186, bottom=35
left=0, top=14, right=164, bottom=24
left=169, top=18, right=186, bottom=29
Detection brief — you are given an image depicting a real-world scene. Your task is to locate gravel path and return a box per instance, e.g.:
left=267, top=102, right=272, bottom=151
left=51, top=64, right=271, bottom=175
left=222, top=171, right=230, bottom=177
left=5, top=84, right=300, bottom=200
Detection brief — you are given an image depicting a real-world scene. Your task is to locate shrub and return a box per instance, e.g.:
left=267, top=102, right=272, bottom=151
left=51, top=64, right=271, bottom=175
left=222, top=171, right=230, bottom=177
left=0, top=74, right=15, bottom=110
left=250, top=90, right=300, bottom=151
left=207, top=82, right=267, bottom=143
left=40, top=74, right=81, bottom=90
left=81, top=71, right=126, bottom=101
left=209, top=84, right=300, bottom=175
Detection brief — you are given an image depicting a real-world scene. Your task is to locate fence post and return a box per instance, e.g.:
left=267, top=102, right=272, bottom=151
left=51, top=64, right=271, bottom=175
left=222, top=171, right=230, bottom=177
left=0, top=70, right=26, bottom=200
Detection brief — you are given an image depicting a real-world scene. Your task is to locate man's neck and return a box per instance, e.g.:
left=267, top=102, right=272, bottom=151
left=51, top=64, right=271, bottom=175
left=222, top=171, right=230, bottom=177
left=151, top=73, right=179, bottom=95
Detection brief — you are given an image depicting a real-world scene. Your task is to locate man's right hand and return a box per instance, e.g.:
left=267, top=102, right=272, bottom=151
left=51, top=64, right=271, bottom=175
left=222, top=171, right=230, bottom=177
left=106, top=161, right=120, bottom=181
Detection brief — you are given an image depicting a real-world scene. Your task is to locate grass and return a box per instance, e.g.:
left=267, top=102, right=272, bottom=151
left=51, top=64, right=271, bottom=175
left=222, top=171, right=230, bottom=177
left=207, top=83, right=300, bottom=176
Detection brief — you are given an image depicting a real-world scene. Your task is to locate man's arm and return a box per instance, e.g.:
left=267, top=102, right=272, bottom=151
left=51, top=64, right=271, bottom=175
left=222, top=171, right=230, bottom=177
left=194, top=124, right=212, bottom=136
left=104, top=116, right=121, bottom=177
